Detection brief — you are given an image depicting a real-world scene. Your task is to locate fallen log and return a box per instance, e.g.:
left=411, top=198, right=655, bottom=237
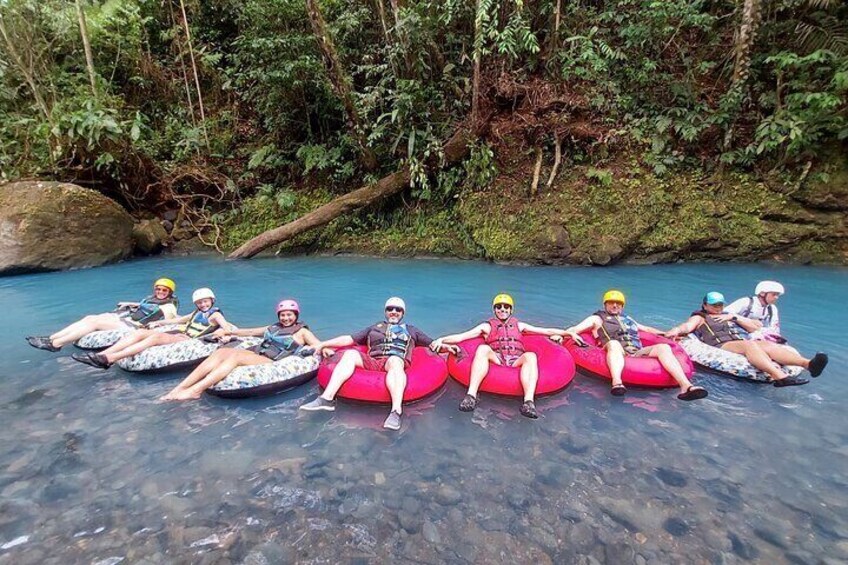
left=228, top=127, right=474, bottom=259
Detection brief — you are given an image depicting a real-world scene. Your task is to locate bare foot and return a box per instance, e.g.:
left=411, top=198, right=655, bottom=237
left=171, top=389, right=202, bottom=400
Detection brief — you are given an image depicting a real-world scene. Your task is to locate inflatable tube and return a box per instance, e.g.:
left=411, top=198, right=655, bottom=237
left=208, top=354, right=319, bottom=399
left=679, top=335, right=803, bottom=382
left=447, top=335, right=575, bottom=396
left=75, top=324, right=181, bottom=350
left=116, top=337, right=261, bottom=373
left=563, top=331, right=693, bottom=388
left=316, top=346, right=448, bottom=403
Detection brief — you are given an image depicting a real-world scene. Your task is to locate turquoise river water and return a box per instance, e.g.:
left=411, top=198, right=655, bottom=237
left=0, top=256, right=846, bottom=564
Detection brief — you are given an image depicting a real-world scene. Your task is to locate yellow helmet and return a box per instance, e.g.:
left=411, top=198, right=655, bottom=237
left=492, top=293, right=514, bottom=308
left=154, top=278, right=176, bottom=293
left=603, top=289, right=625, bottom=306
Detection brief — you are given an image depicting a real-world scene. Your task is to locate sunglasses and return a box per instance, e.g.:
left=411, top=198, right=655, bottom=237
left=153, top=286, right=171, bottom=293
left=493, top=304, right=512, bottom=310
left=385, top=307, right=404, bottom=313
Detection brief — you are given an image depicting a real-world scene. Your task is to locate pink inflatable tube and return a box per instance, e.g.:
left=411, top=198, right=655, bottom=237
left=563, top=331, right=694, bottom=388
left=317, top=346, right=448, bottom=403
left=447, top=335, right=575, bottom=396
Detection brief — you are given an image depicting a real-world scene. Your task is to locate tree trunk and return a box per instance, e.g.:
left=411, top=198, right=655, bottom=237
left=228, top=127, right=474, bottom=259
left=74, top=0, right=98, bottom=98
left=471, top=0, right=483, bottom=126
left=731, top=0, right=761, bottom=87
left=305, top=0, right=378, bottom=171
left=0, top=14, right=52, bottom=123
left=178, top=0, right=209, bottom=148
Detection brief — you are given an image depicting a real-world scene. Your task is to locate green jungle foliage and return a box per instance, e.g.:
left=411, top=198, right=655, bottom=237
left=1, top=0, right=845, bottom=233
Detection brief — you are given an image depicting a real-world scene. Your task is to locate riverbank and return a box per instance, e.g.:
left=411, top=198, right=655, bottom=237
left=218, top=155, right=848, bottom=266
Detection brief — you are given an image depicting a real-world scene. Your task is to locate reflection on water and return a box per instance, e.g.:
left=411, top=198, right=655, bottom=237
left=1, top=256, right=847, bottom=563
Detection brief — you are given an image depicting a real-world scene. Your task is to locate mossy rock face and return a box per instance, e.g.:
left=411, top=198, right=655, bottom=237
left=0, top=181, right=134, bottom=275
left=794, top=157, right=848, bottom=211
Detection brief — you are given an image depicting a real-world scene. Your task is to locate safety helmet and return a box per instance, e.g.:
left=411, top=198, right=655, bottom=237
left=602, top=290, right=626, bottom=306
left=276, top=299, right=300, bottom=315
left=704, top=291, right=726, bottom=305
left=385, top=297, right=406, bottom=311
left=755, top=281, right=784, bottom=296
left=153, top=278, right=176, bottom=293
left=192, top=288, right=215, bottom=304
left=492, top=293, right=514, bottom=308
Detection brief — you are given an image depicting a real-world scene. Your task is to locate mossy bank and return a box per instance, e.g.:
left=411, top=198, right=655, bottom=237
left=218, top=156, right=848, bottom=266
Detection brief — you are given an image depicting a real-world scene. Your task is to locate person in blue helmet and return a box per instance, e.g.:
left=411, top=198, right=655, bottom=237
left=665, top=291, right=828, bottom=386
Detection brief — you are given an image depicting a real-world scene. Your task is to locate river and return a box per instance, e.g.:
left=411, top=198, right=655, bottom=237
left=1, top=256, right=846, bottom=563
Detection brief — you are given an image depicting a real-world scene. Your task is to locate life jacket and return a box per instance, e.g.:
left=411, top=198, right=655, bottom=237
left=368, top=323, right=413, bottom=359
left=594, top=310, right=643, bottom=353
left=740, top=297, right=776, bottom=328
left=256, top=322, right=306, bottom=361
left=127, top=295, right=179, bottom=325
left=692, top=310, right=747, bottom=347
left=485, top=316, right=525, bottom=359
left=182, top=307, right=221, bottom=338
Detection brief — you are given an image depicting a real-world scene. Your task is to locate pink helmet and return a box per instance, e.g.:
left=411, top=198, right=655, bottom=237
left=276, top=299, right=300, bottom=315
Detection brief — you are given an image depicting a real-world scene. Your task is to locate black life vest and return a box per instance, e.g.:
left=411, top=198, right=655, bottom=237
left=255, top=322, right=306, bottom=360
left=485, top=316, right=525, bottom=359
left=368, top=323, right=413, bottom=359
left=128, top=295, right=179, bottom=325
left=594, top=310, right=642, bottom=353
left=692, top=310, right=747, bottom=347
left=183, top=307, right=221, bottom=338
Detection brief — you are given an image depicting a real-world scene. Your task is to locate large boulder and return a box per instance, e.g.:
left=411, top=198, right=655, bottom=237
left=132, top=218, right=169, bottom=255
left=0, top=181, right=134, bottom=275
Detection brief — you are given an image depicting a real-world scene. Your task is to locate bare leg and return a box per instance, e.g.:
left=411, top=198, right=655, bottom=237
left=605, top=340, right=626, bottom=389
left=514, top=352, right=538, bottom=403
left=722, top=341, right=786, bottom=380
left=384, top=357, right=407, bottom=414
left=757, top=342, right=810, bottom=368
left=320, top=350, right=364, bottom=401
left=162, top=348, right=239, bottom=399
left=102, top=333, right=187, bottom=364
left=100, top=329, right=157, bottom=356
left=641, top=344, right=698, bottom=394
left=466, top=345, right=499, bottom=398
left=166, top=350, right=272, bottom=400
left=50, top=313, right=125, bottom=347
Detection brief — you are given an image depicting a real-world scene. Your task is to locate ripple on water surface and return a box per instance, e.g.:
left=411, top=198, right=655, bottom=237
left=0, top=256, right=846, bottom=563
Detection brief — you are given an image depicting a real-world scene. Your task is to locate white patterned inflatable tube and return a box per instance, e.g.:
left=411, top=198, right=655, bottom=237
left=208, top=354, right=319, bottom=399
left=74, top=324, right=182, bottom=350
left=116, top=337, right=262, bottom=373
left=680, top=335, right=804, bottom=382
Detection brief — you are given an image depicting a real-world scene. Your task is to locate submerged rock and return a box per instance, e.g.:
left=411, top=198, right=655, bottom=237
left=0, top=181, right=134, bottom=275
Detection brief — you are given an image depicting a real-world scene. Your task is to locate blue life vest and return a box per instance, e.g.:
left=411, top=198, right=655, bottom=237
left=369, top=323, right=412, bottom=359
left=128, top=295, right=179, bottom=325
left=183, top=307, right=221, bottom=338
left=256, top=322, right=306, bottom=360
left=594, top=310, right=642, bottom=353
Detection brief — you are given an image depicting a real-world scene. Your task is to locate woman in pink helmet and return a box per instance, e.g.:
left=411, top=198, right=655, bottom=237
left=161, top=299, right=321, bottom=400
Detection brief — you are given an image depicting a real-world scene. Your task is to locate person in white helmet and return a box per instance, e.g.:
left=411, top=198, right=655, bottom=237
left=300, top=297, right=458, bottom=431
left=725, top=281, right=784, bottom=342
left=72, top=288, right=233, bottom=369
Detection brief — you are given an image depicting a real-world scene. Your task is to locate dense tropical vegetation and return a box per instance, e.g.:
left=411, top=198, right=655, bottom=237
left=1, top=0, right=845, bottom=258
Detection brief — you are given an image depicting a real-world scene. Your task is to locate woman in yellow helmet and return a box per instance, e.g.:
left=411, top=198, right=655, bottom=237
left=557, top=289, right=708, bottom=400
left=431, top=293, right=573, bottom=418
left=26, top=278, right=180, bottom=352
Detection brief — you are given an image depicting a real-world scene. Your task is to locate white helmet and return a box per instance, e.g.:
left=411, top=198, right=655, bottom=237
left=192, top=287, right=216, bottom=303
left=384, top=297, right=406, bottom=311
left=755, top=281, right=784, bottom=296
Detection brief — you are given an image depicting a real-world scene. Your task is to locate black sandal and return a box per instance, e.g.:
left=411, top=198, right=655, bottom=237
left=809, top=352, right=828, bottom=377
left=520, top=400, right=538, bottom=419
left=458, top=394, right=478, bottom=412
left=677, top=386, right=708, bottom=401
left=610, top=383, right=627, bottom=396
left=773, top=375, right=809, bottom=387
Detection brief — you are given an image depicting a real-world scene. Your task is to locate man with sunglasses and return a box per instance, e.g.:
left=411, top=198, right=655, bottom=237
left=665, top=291, right=828, bottom=386
left=300, top=297, right=457, bottom=430
left=430, top=293, right=567, bottom=418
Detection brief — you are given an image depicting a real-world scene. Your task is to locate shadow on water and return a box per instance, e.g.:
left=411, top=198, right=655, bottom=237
left=0, top=256, right=846, bottom=563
